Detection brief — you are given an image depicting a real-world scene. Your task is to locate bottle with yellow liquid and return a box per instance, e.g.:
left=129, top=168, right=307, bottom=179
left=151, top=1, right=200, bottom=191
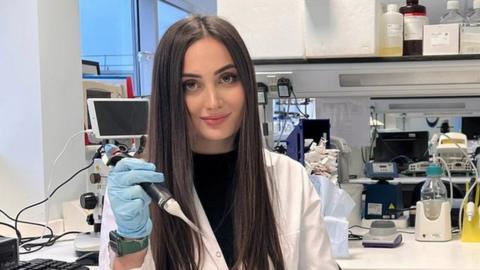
left=380, top=4, right=403, bottom=56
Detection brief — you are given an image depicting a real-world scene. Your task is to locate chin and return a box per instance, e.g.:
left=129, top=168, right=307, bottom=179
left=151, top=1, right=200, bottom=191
left=200, top=130, right=236, bottom=142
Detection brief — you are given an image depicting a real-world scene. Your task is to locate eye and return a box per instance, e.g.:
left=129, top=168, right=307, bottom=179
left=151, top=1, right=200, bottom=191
left=182, top=80, right=199, bottom=92
left=219, top=72, right=238, bottom=85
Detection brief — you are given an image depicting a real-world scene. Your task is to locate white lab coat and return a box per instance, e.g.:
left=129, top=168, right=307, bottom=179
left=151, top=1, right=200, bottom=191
left=99, top=150, right=338, bottom=270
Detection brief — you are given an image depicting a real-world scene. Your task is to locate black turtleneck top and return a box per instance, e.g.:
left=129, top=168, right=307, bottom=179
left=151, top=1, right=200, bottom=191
left=193, top=151, right=237, bottom=268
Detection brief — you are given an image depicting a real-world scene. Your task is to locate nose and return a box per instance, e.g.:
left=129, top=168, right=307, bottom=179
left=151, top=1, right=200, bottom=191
left=204, top=83, right=222, bottom=109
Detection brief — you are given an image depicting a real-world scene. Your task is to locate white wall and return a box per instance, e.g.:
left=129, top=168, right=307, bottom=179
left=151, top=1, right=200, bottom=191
left=0, top=0, right=86, bottom=227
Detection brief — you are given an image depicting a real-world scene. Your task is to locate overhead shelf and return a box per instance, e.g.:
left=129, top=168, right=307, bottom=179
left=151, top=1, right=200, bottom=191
left=254, top=56, right=480, bottom=98
left=253, top=54, right=480, bottom=65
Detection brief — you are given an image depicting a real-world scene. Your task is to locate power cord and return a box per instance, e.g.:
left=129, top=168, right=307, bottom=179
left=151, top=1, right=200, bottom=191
left=43, top=130, right=92, bottom=240
left=0, top=221, right=22, bottom=241
left=14, top=159, right=94, bottom=232
left=0, top=209, right=54, bottom=237
left=434, top=133, right=479, bottom=233
left=19, top=231, right=81, bottom=255
left=290, top=90, right=309, bottom=119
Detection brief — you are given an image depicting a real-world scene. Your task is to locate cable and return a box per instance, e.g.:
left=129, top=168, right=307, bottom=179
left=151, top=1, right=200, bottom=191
left=20, top=231, right=80, bottom=250
left=290, top=90, right=309, bottom=119
left=435, top=156, right=454, bottom=207
left=438, top=133, right=479, bottom=233
left=43, top=130, right=90, bottom=240
left=14, top=160, right=95, bottom=233
left=0, top=221, right=22, bottom=241
left=19, top=231, right=81, bottom=255
left=274, top=99, right=291, bottom=148
left=0, top=209, right=53, bottom=239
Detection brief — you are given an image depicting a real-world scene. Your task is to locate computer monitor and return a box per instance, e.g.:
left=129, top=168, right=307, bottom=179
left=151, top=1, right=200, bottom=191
left=461, top=116, right=480, bottom=140
left=87, top=98, right=149, bottom=139
left=373, top=131, right=429, bottom=171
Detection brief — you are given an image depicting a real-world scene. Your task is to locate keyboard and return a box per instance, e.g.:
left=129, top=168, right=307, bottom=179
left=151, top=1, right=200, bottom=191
left=6, top=258, right=89, bottom=270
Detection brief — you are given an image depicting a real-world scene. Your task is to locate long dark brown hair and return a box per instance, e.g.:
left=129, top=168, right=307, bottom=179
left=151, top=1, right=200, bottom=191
left=148, top=15, right=285, bottom=270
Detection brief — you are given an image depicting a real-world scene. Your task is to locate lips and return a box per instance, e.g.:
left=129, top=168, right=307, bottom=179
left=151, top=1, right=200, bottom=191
left=200, top=113, right=231, bottom=126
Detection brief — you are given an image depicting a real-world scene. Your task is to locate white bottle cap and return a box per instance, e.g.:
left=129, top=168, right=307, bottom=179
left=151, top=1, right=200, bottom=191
left=387, top=4, right=398, bottom=13
left=475, top=0, right=480, bottom=10
left=447, top=0, right=459, bottom=10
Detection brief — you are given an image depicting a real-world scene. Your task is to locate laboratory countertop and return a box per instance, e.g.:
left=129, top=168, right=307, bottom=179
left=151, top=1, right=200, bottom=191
left=337, top=228, right=480, bottom=270
left=350, top=176, right=471, bottom=185
left=20, top=240, right=98, bottom=270
left=20, top=229, right=480, bottom=270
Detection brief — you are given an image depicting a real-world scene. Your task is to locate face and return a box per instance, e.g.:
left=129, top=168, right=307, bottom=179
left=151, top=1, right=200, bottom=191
left=182, top=37, right=245, bottom=154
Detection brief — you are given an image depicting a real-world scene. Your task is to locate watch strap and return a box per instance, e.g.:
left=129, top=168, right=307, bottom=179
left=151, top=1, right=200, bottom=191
left=109, top=230, right=149, bottom=257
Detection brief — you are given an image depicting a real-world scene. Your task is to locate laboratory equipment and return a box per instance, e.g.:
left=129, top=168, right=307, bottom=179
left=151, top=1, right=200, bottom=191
left=75, top=98, right=150, bottom=256
left=408, top=161, right=430, bottom=174
left=440, top=0, right=465, bottom=24
left=257, top=82, right=268, bottom=105
left=286, top=119, right=330, bottom=164
left=365, top=161, right=398, bottom=180
left=362, top=220, right=402, bottom=248
left=373, top=131, right=429, bottom=172
left=461, top=116, right=480, bottom=139
left=379, top=4, right=403, bottom=56
left=330, top=136, right=351, bottom=183
left=399, top=0, right=428, bottom=56
left=415, top=164, right=452, bottom=242
left=0, top=236, right=18, bottom=269
left=468, top=0, right=480, bottom=23
left=436, top=132, right=471, bottom=173
left=276, top=77, right=292, bottom=98
left=106, top=150, right=202, bottom=235
left=364, top=180, right=404, bottom=220
left=461, top=179, right=480, bottom=242
left=86, top=98, right=149, bottom=139
left=74, top=158, right=109, bottom=256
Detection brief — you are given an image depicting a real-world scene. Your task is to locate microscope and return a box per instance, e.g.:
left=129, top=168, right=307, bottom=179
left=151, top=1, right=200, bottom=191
left=74, top=156, right=110, bottom=256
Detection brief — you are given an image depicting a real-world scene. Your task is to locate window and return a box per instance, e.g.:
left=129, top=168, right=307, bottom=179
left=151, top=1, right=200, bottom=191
left=157, top=1, right=188, bottom=38
left=79, top=0, right=135, bottom=75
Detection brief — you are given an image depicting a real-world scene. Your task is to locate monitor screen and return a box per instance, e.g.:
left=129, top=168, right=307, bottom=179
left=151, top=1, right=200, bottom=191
left=88, top=99, right=149, bottom=139
left=461, top=117, right=480, bottom=139
left=373, top=131, right=429, bottom=171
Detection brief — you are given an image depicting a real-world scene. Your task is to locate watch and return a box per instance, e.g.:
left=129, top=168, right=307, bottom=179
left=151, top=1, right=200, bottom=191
left=109, top=230, right=149, bottom=257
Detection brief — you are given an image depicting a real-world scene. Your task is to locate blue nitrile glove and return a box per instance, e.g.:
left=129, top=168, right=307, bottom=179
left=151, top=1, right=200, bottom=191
left=107, top=158, right=164, bottom=238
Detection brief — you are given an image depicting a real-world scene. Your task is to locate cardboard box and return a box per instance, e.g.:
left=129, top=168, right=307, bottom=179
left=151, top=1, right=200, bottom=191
left=217, top=0, right=304, bottom=59
left=460, top=24, right=480, bottom=54
left=423, top=24, right=460, bottom=55
left=304, top=0, right=381, bottom=58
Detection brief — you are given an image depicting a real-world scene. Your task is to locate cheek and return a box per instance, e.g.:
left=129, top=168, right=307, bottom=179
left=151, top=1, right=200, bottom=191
left=229, top=86, right=246, bottom=111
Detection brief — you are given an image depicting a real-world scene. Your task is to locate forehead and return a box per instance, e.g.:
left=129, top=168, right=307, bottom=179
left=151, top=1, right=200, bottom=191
left=183, top=37, right=234, bottom=72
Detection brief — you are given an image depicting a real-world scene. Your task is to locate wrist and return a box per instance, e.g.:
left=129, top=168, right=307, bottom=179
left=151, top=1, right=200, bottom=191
left=109, top=230, right=149, bottom=257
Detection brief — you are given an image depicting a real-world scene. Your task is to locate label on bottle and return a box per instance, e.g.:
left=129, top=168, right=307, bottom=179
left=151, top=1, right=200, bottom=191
left=404, top=14, right=428, bottom=40
left=461, top=25, right=480, bottom=53
left=431, top=32, right=450, bottom=46
left=387, top=23, right=403, bottom=37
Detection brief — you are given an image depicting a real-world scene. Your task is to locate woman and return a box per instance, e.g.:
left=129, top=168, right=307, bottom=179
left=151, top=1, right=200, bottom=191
left=99, top=15, right=338, bottom=270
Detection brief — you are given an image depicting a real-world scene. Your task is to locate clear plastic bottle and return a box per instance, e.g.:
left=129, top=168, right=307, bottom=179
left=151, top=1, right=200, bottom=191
left=400, top=0, right=428, bottom=55
left=380, top=4, right=404, bottom=56
left=420, top=164, right=448, bottom=220
left=468, top=0, right=480, bottom=23
left=440, top=0, right=466, bottom=24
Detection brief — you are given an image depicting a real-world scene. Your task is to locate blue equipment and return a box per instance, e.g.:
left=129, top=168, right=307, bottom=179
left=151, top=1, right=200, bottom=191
left=286, top=119, right=330, bottom=164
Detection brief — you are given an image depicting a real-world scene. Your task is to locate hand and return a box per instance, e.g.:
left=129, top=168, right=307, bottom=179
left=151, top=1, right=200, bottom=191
left=107, top=158, right=164, bottom=238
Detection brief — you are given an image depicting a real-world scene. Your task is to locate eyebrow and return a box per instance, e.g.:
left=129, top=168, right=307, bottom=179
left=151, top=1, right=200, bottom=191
left=182, top=64, right=236, bottom=78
